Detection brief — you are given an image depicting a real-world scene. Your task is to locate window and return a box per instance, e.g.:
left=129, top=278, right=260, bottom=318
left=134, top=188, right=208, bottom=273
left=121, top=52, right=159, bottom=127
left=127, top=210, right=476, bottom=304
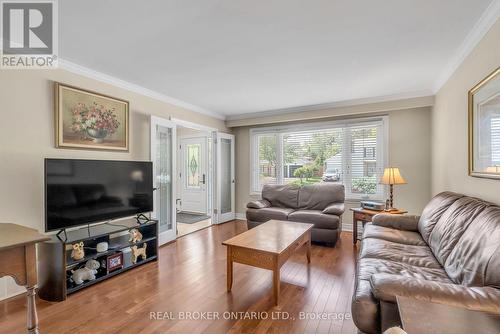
left=250, top=117, right=388, bottom=200
left=492, top=117, right=500, bottom=164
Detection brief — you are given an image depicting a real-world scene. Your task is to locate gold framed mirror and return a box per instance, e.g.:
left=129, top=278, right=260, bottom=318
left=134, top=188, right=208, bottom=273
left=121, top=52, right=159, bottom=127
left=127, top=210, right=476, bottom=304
left=469, top=67, right=500, bottom=179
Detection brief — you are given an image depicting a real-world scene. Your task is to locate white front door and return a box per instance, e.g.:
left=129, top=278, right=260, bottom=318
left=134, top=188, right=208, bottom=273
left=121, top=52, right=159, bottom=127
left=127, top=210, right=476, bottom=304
left=180, top=137, right=208, bottom=214
left=150, top=116, right=177, bottom=245
left=216, top=133, right=235, bottom=223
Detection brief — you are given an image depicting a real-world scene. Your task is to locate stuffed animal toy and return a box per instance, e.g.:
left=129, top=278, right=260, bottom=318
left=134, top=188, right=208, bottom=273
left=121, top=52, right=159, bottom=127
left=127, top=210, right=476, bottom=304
left=71, top=242, right=85, bottom=260
left=128, top=228, right=143, bottom=243
left=71, top=259, right=100, bottom=285
left=131, top=243, right=147, bottom=264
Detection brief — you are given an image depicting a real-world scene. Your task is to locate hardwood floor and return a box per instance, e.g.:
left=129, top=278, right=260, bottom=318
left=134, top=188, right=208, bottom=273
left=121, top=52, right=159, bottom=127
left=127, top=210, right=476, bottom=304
left=0, top=220, right=358, bottom=334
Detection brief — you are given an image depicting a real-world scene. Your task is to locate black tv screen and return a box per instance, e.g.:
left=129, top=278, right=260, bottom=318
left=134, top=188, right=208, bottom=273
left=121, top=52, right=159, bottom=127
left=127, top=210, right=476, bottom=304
left=45, top=159, right=153, bottom=232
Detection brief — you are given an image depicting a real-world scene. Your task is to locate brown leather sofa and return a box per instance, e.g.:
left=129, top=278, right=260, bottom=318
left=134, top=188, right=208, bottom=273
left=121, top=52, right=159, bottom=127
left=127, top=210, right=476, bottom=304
left=246, top=183, right=345, bottom=246
left=352, top=192, right=500, bottom=333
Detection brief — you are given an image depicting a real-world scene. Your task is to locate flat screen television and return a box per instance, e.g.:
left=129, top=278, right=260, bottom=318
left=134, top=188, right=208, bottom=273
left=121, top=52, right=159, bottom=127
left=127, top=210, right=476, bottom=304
left=45, top=158, right=153, bottom=232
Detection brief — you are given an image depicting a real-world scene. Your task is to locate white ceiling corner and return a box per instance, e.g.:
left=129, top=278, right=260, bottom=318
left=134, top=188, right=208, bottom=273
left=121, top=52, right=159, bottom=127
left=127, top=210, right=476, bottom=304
left=433, top=0, right=500, bottom=93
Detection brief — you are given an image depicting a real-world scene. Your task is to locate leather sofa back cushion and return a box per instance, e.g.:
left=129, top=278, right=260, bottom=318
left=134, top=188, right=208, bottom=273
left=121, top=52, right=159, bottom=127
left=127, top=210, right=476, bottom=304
left=262, top=184, right=300, bottom=208
left=428, top=197, right=488, bottom=266
left=418, top=192, right=463, bottom=243
left=444, top=206, right=500, bottom=287
left=297, top=183, right=345, bottom=210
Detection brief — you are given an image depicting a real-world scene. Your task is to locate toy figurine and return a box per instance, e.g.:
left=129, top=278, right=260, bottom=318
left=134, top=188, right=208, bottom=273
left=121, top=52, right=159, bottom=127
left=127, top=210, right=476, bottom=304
left=71, top=242, right=85, bottom=260
left=128, top=228, right=143, bottom=243
left=131, top=243, right=147, bottom=264
left=71, top=259, right=100, bottom=285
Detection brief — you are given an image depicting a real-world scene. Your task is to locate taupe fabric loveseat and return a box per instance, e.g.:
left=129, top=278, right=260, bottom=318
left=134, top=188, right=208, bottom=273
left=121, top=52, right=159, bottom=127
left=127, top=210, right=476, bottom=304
left=352, top=192, right=500, bottom=333
left=246, top=183, right=345, bottom=246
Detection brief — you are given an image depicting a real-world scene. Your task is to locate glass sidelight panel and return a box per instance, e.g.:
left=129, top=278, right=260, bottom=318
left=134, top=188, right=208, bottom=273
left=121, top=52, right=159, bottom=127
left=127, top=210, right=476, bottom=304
left=151, top=116, right=176, bottom=244
left=155, top=124, right=173, bottom=234
left=220, top=138, right=232, bottom=214
left=217, top=133, right=235, bottom=223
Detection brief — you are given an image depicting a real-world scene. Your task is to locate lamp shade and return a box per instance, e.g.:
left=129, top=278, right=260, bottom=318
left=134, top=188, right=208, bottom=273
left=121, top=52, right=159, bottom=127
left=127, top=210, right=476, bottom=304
left=380, top=167, right=407, bottom=185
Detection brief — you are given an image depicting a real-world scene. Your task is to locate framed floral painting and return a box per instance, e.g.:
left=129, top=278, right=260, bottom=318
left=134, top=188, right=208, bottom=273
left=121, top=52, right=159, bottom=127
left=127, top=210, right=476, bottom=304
left=54, top=83, right=129, bottom=151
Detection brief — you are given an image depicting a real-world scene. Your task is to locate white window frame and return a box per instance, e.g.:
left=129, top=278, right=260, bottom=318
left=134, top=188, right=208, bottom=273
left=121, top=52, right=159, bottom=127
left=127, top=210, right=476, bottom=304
left=249, top=116, right=389, bottom=201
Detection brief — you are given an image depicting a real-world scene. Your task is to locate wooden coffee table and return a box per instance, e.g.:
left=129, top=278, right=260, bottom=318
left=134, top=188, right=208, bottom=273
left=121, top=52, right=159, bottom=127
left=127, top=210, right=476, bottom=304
left=222, top=220, right=313, bottom=305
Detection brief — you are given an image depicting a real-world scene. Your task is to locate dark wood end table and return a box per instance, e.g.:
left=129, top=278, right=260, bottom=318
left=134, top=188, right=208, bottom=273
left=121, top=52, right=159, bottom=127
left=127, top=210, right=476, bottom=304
left=350, top=207, right=407, bottom=244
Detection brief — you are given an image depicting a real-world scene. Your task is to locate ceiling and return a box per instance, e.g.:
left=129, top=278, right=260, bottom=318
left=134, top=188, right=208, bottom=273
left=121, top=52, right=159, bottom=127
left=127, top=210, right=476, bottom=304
left=60, top=0, right=495, bottom=118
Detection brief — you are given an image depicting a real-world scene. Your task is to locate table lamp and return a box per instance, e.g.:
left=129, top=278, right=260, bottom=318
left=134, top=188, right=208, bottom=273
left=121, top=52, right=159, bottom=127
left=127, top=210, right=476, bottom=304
left=380, top=167, right=407, bottom=211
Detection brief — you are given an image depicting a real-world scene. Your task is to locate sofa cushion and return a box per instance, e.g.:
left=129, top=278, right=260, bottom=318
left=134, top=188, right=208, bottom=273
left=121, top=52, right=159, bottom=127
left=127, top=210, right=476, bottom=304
left=418, top=191, right=464, bottom=243
left=444, top=205, right=500, bottom=287
left=322, top=202, right=345, bottom=215
left=359, top=238, right=442, bottom=269
left=246, top=207, right=294, bottom=222
left=262, top=184, right=299, bottom=208
left=362, top=223, right=426, bottom=246
left=428, top=196, right=488, bottom=267
left=353, top=255, right=452, bottom=334
left=288, top=210, right=340, bottom=230
left=297, top=183, right=345, bottom=210
left=357, top=257, right=452, bottom=283
left=246, top=199, right=271, bottom=209
left=371, top=214, right=420, bottom=231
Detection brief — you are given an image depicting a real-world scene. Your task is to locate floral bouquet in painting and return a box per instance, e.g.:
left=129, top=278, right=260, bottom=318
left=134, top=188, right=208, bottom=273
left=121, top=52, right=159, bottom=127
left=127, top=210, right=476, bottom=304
left=71, top=102, right=120, bottom=143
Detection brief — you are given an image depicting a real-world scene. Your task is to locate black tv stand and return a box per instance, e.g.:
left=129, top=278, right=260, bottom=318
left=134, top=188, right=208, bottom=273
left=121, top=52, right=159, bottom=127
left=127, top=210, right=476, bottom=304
left=37, top=217, right=158, bottom=302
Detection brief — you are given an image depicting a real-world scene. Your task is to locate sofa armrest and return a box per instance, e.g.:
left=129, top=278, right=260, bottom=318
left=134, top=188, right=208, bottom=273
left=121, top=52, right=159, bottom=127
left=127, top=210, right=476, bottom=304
left=322, top=203, right=345, bottom=215
left=246, top=199, right=271, bottom=209
left=371, top=214, right=420, bottom=231
left=370, top=273, right=500, bottom=315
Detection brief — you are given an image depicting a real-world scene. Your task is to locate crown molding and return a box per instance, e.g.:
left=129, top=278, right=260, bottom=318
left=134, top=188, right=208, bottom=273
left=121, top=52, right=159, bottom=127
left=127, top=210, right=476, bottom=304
left=58, top=59, right=225, bottom=120
left=226, top=95, right=434, bottom=128
left=226, top=90, right=434, bottom=121
left=433, top=0, right=500, bottom=93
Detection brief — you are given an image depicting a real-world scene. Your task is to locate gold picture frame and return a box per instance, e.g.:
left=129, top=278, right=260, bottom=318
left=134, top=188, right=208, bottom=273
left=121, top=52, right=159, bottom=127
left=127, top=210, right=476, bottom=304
left=468, top=67, right=500, bottom=179
left=55, top=82, right=129, bottom=151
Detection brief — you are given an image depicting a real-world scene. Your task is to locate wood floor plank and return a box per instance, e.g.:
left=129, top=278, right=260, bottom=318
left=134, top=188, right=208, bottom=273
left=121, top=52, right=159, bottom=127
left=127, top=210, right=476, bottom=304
left=0, top=220, right=358, bottom=334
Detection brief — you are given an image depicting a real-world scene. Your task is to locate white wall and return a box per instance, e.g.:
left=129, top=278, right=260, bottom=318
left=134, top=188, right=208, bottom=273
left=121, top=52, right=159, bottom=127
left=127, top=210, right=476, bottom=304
left=0, top=69, right=228, bottom=300
left=432, top=19, right=500, bottom=204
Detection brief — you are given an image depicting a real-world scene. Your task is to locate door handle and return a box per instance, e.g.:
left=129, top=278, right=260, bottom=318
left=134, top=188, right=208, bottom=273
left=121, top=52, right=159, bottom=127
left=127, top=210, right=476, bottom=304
left=202, top=174, right=206, bottom=184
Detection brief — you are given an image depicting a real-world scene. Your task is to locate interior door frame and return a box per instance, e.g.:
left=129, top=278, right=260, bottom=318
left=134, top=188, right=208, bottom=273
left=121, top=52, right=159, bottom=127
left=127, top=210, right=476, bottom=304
left=217, top=133, right=235, bottom=223
left=150, top=116, right=177, bottom=245
left=170, top=118, right=218, bottom=224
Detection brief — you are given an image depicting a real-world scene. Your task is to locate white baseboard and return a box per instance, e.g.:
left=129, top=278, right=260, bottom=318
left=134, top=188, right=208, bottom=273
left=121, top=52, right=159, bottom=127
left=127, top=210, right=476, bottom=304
left=235, top=213, right=246, bottom=220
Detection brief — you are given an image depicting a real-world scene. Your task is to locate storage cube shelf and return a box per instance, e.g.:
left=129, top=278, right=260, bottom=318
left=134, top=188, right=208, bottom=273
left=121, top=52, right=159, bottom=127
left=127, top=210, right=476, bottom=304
left=38, top=218, right=158, bottom=302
